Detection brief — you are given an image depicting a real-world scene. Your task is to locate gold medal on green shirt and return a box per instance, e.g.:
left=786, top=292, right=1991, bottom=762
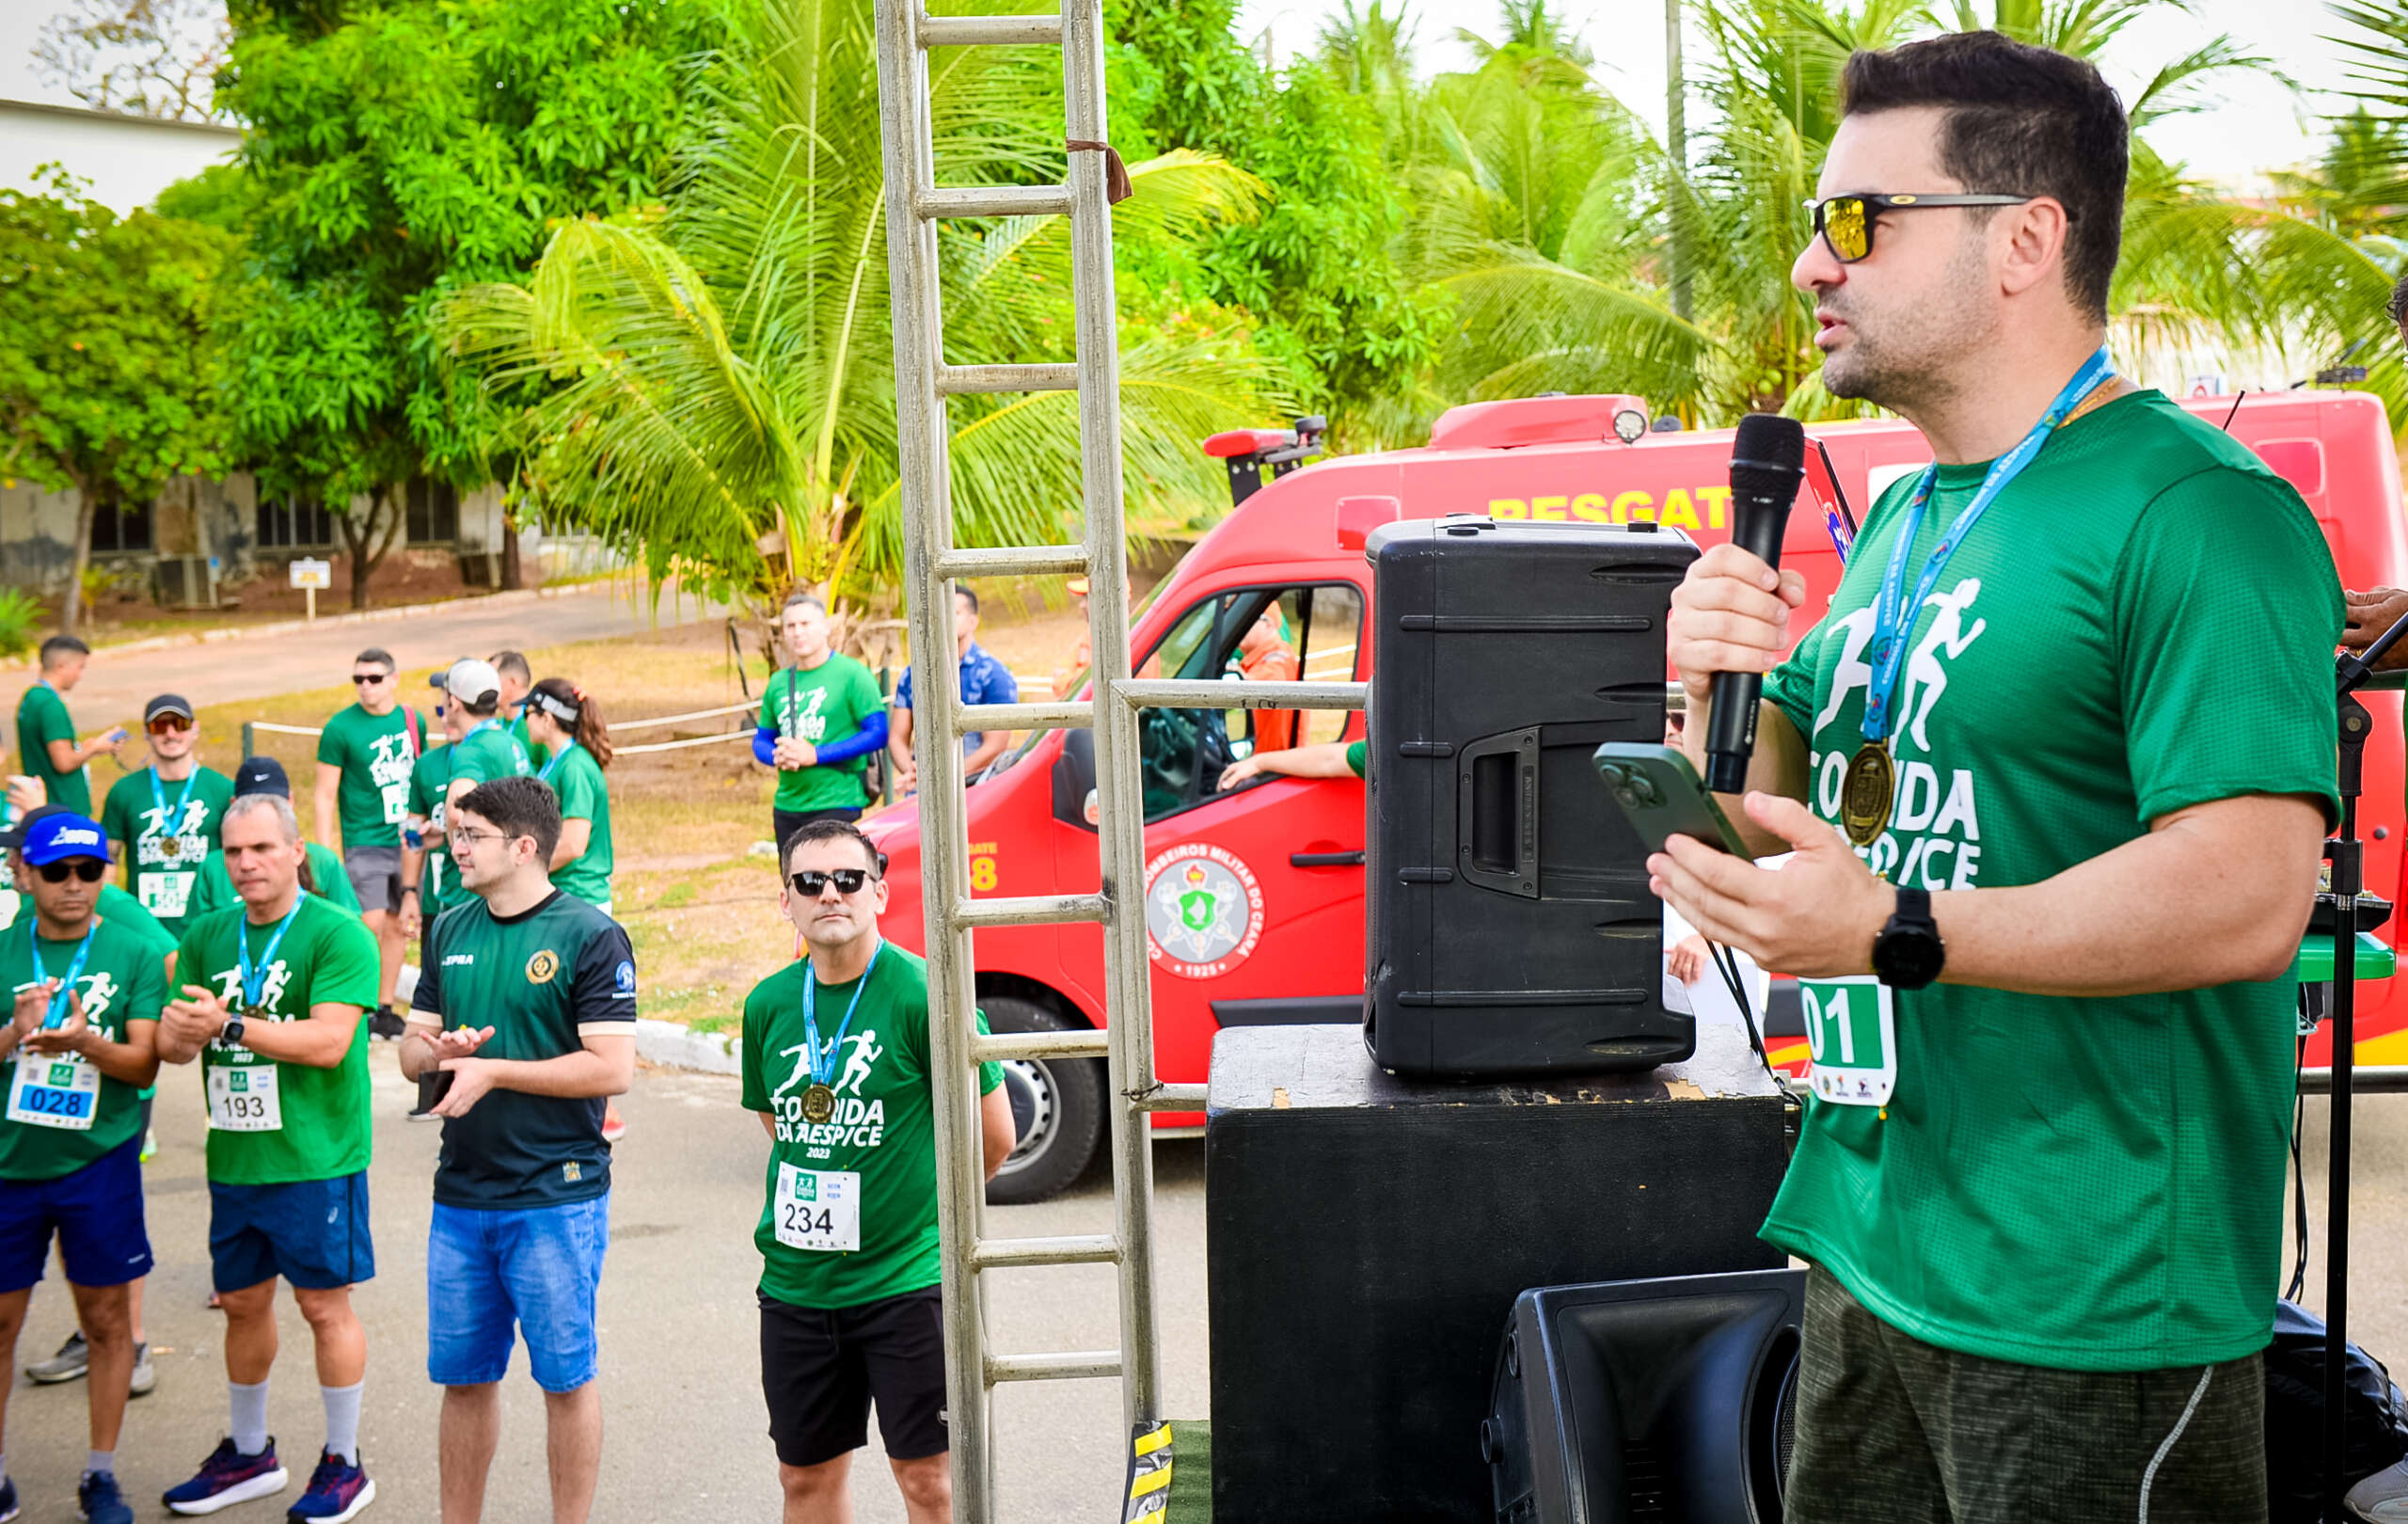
left=801, top=1083, right=837, bottom=1125
left=160, top=835, right=182, bottom=860
left=1842, top=742, right=1894, bottom=848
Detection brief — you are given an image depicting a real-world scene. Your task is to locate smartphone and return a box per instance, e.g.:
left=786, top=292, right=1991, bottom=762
left=1592, top=742, right=1752, bottom=856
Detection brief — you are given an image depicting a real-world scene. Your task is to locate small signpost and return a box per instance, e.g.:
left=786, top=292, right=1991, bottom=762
left=289, top=557, right=332, bottom=622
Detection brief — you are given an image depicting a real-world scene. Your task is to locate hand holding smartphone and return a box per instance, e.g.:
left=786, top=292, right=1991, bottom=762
left=1592, top=742, right=1752, bottom=857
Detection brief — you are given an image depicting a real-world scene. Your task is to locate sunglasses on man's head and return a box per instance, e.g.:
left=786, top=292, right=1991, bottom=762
left=147, top=715, right=192, bottom=735
left=790, top=868, right=874, bottom=897
left=38, top=860, right=105, bottom=883
left=352, top=671, right=391, bottom=686
left=1803, top=192, right=2037, bottom=264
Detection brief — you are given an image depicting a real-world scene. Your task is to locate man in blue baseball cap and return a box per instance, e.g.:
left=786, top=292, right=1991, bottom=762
left=0, top=808, right=165, bottom=1524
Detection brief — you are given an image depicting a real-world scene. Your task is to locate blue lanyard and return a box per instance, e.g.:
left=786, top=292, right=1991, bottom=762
left=236, top=894, right=308, bottom=1011
left=28, top=916, right=99, bottom=1029
left=538, top=740, right=578, bottom=783
left=149, top=765, right=198, bottom=842
left=1859, top=346, right=2115, bottom=745
left=802, top=942, right=881, bottom=1087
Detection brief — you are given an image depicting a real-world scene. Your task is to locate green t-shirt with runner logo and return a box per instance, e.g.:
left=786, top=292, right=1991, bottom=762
left=174, top=893, right=381, bottom=1185
left=541, top=744, right=613, bottom=908
left=0, top=883, right=177, bottom=964
left=314, top=704, right=423, bottom=849
left=740, top=944, right=1003, bottom=1309
left=405, top=743, right=459, bottom=915
left=0, top=913, right=167, bottom=1181
left=17, top=682, right=90, bottom=815
left=411, top=891, right=637, bottom=1209
left=189, top=842, right=362, bottom=919
left=1756, top=389, right=2341, bottom=1373
left=448, top=721, right=532, bottom=793
left=100, top=764, right=237, bottom=937
left=760, top=657, right=885, bottom=813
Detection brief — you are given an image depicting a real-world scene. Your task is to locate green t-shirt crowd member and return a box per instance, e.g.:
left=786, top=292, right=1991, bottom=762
left=174, top=892, right=381, bottom=1185
left=0, top=881, right=176, bottom=963
left=314, top=703, right=424, bottom=849
left=449, top=719, right=531, bottom=794
left=101, top=763, right=236, bottom=934
left=17, top=680, right=95, bottom=816
left=1757, top=389, right=2341, bottom=1373
left=188, top=842, right=362, bottom=918
left=761, top=657, right=886, bottom=813
left=412, top=891, right=637, bottom=1209
left=405, top=743, right=459, bottom=915
left=504, top=710, right=548, bottom=772
left=540, top=744, right=612, bottom=908
left=741, top=943, right=1002, bottom=1309
left=0, top=912, right=167, bottom=1180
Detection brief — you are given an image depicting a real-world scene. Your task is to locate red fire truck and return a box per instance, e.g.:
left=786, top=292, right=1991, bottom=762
left=863, top=388, right=2408, bottom=1202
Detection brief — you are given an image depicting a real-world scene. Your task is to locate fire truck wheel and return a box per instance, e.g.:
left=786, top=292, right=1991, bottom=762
left=983, top=995, right=1105, bottom=1206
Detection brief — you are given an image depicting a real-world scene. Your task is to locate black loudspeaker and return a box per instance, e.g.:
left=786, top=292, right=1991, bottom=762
left=1484, top=1269, right=1807, bottom=1524
left=1364, top=516, right=1700, bottom=1077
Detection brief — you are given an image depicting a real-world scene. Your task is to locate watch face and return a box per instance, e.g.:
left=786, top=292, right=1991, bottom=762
left=1877, top=929, right=1945, bottom=988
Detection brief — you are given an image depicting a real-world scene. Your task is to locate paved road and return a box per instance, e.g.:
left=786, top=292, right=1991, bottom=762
left=2, top=583, right=727, bottom=732
left=0, top=1057, right=1209, bottom=1523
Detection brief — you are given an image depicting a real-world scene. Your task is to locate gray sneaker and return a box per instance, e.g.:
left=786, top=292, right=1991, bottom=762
left=129, top=1341, right=154, bottom=1397
left=25, top=1329, right=87, bottom=1384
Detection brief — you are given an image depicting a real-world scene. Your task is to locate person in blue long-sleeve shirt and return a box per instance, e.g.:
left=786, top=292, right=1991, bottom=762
left=890, top=588, right=1017, bottom=795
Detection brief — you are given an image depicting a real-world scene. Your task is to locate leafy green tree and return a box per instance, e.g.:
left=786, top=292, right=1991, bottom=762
left=0, top=173, right=236, bottom=633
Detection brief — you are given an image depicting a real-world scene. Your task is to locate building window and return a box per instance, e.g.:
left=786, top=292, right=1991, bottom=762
left=257, top=494, right=333, bottom=549
left=406, top=478, right=458, bottom=545
left=89, top=500, right=153, bottom=554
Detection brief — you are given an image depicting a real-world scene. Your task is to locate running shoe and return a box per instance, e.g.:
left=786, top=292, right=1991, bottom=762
left=129, top=1341, right=154, bottom=1397
left=600, top=1103, right=626, bottom=1142
left=163, top=1438, right=288, bottom=1516
left=0, top=1473, right=18, bottom=1522
left=78, top=1470, right=133, bottom=1524
left=140, top=1127, right=157, bottom=1163
left=285, top=1451, right=374, bottom=1522
left=367, top=1009, right=406, bottom=1040
left=25, top=1330, right=87, bottom=1383
left=2351, top=1457, right=2408, bottom=1520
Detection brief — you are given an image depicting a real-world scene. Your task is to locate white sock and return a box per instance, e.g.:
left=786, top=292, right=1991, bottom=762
left=322, top=1381, right=363, bottom=1466
left=230, top=1378, right=270, bottom=1456
left=85, top=1450, right=112, bottom=1479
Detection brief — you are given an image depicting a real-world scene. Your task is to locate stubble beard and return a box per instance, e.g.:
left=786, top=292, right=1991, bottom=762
left=1817, top=241, right=1998, bottom=415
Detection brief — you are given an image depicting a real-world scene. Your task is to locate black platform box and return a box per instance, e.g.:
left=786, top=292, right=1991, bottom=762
left=1206, top=1023, right=1789, bottom=1523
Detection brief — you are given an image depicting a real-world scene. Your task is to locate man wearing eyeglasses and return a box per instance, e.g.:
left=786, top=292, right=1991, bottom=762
left=398, top=776, right=634, bottom=1524
left=313, top=648, right=427, bottom=1040
left=99, top=696, right=234, bottom=941
left=156, top=793, right=383, bottom=1521
left=1654, top=31, right=2337, bottom=1521
left=741, top=818, right=1014, bottom=1524
left=0, top=809, right=163, bottom=1524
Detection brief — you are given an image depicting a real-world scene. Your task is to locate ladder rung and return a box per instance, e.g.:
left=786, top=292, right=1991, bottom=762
left=971, top=1232, right=1120, bottom=1269
left=974, top=1026, right=1110, bottom=1063
left=938, top=362, right=1078, bottom=395
left=987, top=1350, right=1123, bottom=1385
left=1134, top=1083, right=1209, bottom=1111
left=1117, top=677, right=1367, bottom=711
left=919, top=183, right=1072, bottom=219
left=935, top=545, right=1089, bottom=579
left=952, top=893, right=1108, bottom=929
left=916, top=11, right=1062, bottom=46
left=958, top=700, right=1090, bottom=733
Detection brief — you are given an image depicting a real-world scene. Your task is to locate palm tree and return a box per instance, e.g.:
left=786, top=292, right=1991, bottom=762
left=436, top=0, right=1287, bottom=605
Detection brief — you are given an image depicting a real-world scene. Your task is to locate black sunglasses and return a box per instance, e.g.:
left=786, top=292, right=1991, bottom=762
left=789, top=868, right=874, bottom=897
left=352, top=671, right=391, bottom=685
left=1803, top=192, right=2036, bottom=263
left=38, top=860, right=106, bottom=883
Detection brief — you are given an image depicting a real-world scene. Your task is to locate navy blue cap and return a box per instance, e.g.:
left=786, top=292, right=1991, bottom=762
left=234, top=756, right=291, bottom=799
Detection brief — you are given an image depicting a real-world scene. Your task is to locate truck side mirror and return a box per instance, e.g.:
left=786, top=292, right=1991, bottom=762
left=1053, top=727, right=1100, bottom=833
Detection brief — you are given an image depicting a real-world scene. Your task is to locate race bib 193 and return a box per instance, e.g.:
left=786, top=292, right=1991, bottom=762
left=7, top=1055, right=99, bottom=1131
left=775, top=1164, right=861, bottom=1252
left=1800, top=974, right=1898, bottom=1107
left=207, top=1062, right=283, bottom=1132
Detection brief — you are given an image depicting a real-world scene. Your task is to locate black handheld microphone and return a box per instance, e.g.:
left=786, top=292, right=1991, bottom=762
left=1703, top=414, right=1807, bottom=794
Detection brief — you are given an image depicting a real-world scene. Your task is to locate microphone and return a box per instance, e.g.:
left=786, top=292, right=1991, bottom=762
left=1703, top=414, right=1807, bottom=794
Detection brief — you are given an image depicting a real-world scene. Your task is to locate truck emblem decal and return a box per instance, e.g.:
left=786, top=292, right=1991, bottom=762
left=1142, top=844, right=1263, bottom=980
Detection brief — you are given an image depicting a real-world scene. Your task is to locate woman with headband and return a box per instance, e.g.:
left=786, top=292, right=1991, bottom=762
left=523, top=678, right=626, bottom=1142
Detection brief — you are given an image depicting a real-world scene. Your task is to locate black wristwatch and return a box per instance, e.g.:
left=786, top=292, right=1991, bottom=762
left=220, top=1014, right=246, bottom=1049
left=1871, top=887, right=1946, bottom=991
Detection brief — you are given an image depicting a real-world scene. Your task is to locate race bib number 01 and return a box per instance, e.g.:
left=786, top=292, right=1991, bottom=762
left=207, top=1063, right=283, bottom=1132
left=775, top=1164, right=861, bottom=1252
left=7, top=1056, right=100, bottom=1131
left=1800, top=975, right=1898, bottom=1107
left=137, top=870, right=196, bottom=919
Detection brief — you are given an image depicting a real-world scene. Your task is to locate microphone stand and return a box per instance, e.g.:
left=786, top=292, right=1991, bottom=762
left=2325, top=611, right=2408, bottom=1521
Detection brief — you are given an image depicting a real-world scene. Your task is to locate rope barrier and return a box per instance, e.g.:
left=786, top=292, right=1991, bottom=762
left=612, top=701, right=759, bottom=733
left=614, top=729, right=753, bottom=756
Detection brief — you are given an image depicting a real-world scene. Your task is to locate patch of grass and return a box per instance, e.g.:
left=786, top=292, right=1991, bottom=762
left=656, top=881, right=697, bottom=909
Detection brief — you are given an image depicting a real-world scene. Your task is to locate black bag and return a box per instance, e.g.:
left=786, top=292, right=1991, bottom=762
left=2266, top=1299, right=2408, bottom=1521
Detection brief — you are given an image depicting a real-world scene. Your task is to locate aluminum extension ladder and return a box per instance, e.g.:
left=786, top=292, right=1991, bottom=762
left=872, top=1, right=1364, bottom=1515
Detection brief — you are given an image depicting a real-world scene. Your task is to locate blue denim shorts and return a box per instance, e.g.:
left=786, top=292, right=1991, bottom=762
left=0, top=1135, right=150, bottom=1293
left=209, top=1171, right=373, bottom=1293
left=426, top=1194, right=610, bottom=1392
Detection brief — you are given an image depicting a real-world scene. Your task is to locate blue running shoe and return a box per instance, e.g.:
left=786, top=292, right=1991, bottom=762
left=286, top=1451, right=374, bottom=1523
left=164, top=1437, right=288, bottom=1516
left=0, top=1473, right=18, bottom=1522
left=78, top=1469, right=133, bottom=1524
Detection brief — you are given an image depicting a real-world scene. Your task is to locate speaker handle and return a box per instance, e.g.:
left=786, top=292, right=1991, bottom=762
left=1457, top=726, right=1542, bottom=899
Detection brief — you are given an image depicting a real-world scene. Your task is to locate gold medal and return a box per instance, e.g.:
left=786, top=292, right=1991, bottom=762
left=160, top=836, right=182, bottom=860
left=1841, top=743, right=1894, bottom=848
left=802, top=1084, right=837, bottom=1125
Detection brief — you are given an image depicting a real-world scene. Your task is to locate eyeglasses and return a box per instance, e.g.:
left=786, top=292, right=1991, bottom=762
left=352, top=672, right=391, bottom=686
left=37, top=860, right=105, bottom=883
left=789, top=868, right=873, bottom=897
left=448, top=827, right=515, bottom=848
left=1802, top=193, right=2036, bottom=264
left=147, top=715, right=192, bottom=735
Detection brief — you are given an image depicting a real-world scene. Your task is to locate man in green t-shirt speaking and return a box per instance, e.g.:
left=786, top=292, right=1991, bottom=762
left=1653, top=33, right=2339, bottom=1521
left=741, top=818, right=1015, bottom=1523
left=16, top=636, right=125, bottom=818
left=752, top=594, right=888, bottom=854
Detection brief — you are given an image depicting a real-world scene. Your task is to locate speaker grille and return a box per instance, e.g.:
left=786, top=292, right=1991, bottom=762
left=1775, top=1358, right=1800, bottom=1499
left=1623, top=1438, right=1671, bottom=1520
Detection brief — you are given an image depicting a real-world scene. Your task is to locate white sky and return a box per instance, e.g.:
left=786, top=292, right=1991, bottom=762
left=0, top=0, right=2374, bottom=191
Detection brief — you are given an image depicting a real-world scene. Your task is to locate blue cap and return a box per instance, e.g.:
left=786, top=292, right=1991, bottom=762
left=20, top=811, right=108, bottom=867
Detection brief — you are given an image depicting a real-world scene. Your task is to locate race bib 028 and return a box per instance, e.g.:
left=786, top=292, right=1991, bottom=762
left=7, top=1055, right=99, bottom=1131
left=1799, top=974, right=1898, bottom=1107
